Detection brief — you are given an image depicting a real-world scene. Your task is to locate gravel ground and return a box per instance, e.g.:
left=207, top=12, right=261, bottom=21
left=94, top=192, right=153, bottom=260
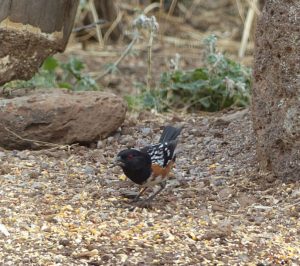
left=0, top=109, right=299, bottom=265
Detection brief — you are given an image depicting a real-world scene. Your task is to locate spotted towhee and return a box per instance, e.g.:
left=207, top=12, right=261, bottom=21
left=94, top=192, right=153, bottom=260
left=115, top=125, right=182, bottom=204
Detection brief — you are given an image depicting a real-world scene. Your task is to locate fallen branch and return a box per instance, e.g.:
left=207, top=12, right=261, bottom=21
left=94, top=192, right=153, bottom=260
left=2, top=124, right=77, bottom=151
left=72, top=19, right=107, bottom=33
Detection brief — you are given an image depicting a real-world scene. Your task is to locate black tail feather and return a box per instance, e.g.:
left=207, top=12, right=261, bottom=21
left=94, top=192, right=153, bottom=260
left=159, top=126, right=182, bottom=143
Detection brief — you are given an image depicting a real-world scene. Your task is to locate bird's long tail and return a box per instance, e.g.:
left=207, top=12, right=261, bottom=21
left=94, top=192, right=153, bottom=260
left=159, top=125, right=182, bottom=143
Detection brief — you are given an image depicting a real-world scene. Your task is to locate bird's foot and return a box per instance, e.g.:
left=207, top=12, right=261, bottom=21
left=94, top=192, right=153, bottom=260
left=127, top=199, right=153, bottom=211
left=130, top=196, right=141, bottom=203
left=121, top=191, right=139, bottom=200
left=135, top=199, right=153, bottom=209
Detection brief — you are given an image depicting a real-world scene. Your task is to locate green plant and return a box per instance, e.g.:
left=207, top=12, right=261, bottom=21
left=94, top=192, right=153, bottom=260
left=126, top=35, right=252, bottom=112
left=125, top=82, right=163, bottom=111
left=2, top=56, right=99, bottom=91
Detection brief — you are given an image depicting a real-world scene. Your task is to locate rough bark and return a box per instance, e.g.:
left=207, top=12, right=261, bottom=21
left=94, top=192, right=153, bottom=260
left=0, top=0, right=79, bottom=85
left=252, top=0, right=300, bottom=180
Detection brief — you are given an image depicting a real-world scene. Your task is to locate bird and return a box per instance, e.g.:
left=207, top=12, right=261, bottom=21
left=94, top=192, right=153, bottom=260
left=114, top=125, right=182, bottom=206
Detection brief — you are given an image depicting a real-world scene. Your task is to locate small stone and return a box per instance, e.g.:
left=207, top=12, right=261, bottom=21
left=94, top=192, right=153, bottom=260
left=200, top=229, right=229, bottom=240
left=141, top=127, right=151, bottom=136
left=254, top=216, right=264, bottom=225
left=17, top=151, right=28, bottom=160
left=0, top=164, right=11, bottom=175
left=73, top=249, right=99, bottom=258
left=203, top=252, right=214, bottom=260
left=211, top=204, right=226, bottom=212
left=107, top=137, right=114, bottom=144
left=213, top=178, right=226, bottom=186
left=238, top=194, right=256, bottom=208
left=291, top=189, right=300, bottom=199
left=40, top=162, right=50, bottom=170
left=84, top=166, right=96, bottom=176
left=31, top=182, right=43, bottom=189
left=203, top=137, right=212, bottom=145
left=218, top=187, right=233, bottom=200
left=238, top=253, right=250, bottom=262
left=2, top=174, right=16, bottom=180
left=248, top=216, right=255, bottom=222
left=29, top=171, right=39, bottom=179
left=59, top=238, right=71, bottom=246
left=266, top=174, right=276, bottom=183
left=54, top=255, right=64, bottom=263
left=97, top=140, right=104, bottom=149
left=45, top=215, right=58, bottom=223
left=119, top=135, right=135, bottom=145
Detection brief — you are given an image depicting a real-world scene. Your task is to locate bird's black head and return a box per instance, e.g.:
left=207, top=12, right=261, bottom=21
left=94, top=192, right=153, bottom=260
left=114, top=149, right=152, bottom=185
left=115, top=149, right=151, bottom=169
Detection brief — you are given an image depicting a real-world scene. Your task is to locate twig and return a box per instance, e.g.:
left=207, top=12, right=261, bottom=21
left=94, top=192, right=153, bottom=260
left=95, top=30, right=140, bottom=80
left=239, top=0, right=258, bottom=58
left=2, top=124, right=78, bottom=151
left=104, top=10, right=123, bottom=43
left=3, top=124, right=58, bottom=148
left=32, top=143, right=79, bottom=155
left=246, top=0, right=261, bottom=16
left=72, top=20, right=107, bottom=33
left=147, top=30, right=155, bottom=90
left=282, top=200, right=300, bottom=210
left=88, top=0, right=104, bottom=48
left=235, top=0, right=245, bottom=23
left=167, top=0, right=178, bottom=16
left=144, top=2, right=161, bottom=14
left=183, top=0, right=201, bottom=20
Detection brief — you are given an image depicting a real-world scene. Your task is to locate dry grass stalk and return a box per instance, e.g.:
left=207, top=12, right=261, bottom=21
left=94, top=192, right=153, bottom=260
left=239, top=0, right=258, bottom=58
left=88, top=0, right=104, bottom=48
left=104, top=9, right=123, bottom=43
left=167, top=0, right=178, bottom=16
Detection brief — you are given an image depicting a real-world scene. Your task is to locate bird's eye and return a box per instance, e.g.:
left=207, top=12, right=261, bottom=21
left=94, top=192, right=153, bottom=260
left=127, top=154, right=134, bottom=160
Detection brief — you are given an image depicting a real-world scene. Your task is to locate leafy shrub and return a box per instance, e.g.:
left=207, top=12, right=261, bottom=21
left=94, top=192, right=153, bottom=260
left=126, top=35, right=252, bottom=112
left=2, top=57, right=99, bottom=91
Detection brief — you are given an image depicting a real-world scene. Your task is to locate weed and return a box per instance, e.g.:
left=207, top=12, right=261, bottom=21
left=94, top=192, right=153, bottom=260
left=126, top=35, right=252, bottom=112
left=2, top=57, right=99, bottom=91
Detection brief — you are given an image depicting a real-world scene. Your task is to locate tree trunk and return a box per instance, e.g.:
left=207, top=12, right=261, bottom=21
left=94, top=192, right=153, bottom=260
left=0, top=0, right=79, bottom=85
left=252, top=0, right=300, bottom=180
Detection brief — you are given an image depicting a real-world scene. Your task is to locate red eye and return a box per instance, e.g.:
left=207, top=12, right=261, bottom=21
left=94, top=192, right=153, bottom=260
left=127, top=154, right=134, bottom=160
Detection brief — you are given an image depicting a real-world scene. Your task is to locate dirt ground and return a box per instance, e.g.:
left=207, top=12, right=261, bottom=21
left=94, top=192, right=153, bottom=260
left=0, top=109, right=299, bottom=265
left=1, top=1, right=300, bottom=265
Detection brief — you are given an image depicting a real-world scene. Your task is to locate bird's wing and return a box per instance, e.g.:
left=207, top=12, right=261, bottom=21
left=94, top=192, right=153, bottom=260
left=141, top=141, right=177, bottom=167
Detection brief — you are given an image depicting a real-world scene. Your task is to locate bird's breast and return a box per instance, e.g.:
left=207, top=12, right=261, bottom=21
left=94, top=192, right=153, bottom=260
left=141, top=161, right=175, bottom=187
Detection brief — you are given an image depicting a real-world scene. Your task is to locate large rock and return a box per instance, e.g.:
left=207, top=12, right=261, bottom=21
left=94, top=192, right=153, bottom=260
left=0, top=89, right=127, bottom=149
left=252, top=1, right=300, bottom=180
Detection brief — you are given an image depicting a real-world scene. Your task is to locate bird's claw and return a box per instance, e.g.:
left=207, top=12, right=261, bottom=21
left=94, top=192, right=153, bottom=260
left=132, top=200, right=153, bottom=209
left=130, top=198, right=140, bottom=203
left=138, top=201, right=153, bottom=209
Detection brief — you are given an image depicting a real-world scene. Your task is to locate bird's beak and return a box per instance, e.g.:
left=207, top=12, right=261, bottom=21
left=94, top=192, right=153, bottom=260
left=112, top=156, right=125, bottom=167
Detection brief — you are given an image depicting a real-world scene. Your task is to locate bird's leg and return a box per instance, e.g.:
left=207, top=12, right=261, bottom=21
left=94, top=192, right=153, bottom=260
left=135, top=182, right=167, bottom=208
left=145, top=181, right=167, bottom=203
left=131, top=187, right=148, bottom=203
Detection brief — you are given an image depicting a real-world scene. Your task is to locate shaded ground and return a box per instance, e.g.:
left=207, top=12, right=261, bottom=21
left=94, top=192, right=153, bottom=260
left=1, top=109, right=299, bottom=265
